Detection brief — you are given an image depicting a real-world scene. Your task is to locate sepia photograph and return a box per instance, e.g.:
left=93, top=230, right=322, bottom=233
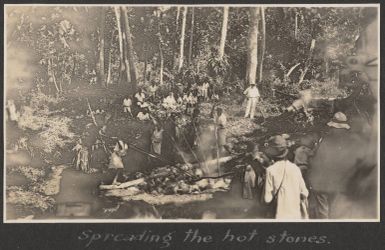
left=4, top=4, right=379, bottom=222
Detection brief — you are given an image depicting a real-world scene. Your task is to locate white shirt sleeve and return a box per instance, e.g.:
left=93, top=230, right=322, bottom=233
left=299, top=171, right=309, bottom=198
left=264, top=169, right=274, bottom=203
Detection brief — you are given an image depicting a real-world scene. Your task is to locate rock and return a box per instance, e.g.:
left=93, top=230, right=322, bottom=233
left=201, top=211, right=217, bottom=219
left=193, top=168, right=203, bottom=178
left=196, top=179, right=209, bottom=190
left=212, top=178, right=230, bottom=190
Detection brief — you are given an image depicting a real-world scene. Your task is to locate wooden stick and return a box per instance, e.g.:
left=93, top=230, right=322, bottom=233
left=86, top=98, right=98, bottom=126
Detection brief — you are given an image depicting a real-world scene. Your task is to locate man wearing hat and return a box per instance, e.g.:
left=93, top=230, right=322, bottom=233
left=326, top=112, right=351, bottom=129
left=263, top=135, right=309, bottom=219
left=308, top=112, right=356, bottom=219
left=294, top=136, right=317, bottom=187
left=243, top=83, right=260, bottom=119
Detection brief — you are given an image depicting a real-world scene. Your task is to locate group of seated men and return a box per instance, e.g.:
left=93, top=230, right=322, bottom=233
left=122, top=79, right=214, bottom=122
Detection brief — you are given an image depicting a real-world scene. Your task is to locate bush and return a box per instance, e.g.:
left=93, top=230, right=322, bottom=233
left=7, top=186, right=55, bottom=211
left=309, top=79, right=348, bottom=99
left=16, top=91, right=75, bottom=154
left=8, top=165, right=46, bottom=182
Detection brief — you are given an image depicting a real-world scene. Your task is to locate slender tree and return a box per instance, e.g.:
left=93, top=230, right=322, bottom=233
left=219, top=6, right=229, bottom=60
left=113, top=6, right=127, bottom=84
left=246, top=7, right=260, bottom=85
left=298, top=39, right=316, bottom=84
left=259, top=7, right=266, bottom=81
left=106, top=30, right=116, bottom=86
left=188, top=7, right=195, bottom=65
left=157, top=9, right=164, bottom=85
left=178, top=6, right=188, bottom=72
left=98, top=7, right=106, bottom=87
left=121, top=6, right=138, bottom=90
left=295, top=11, right=299, bottom=39
left=173, top=6, right=181, bottom=69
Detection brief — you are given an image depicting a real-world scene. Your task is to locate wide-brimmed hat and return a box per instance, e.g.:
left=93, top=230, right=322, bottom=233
left=327, top=112, right=350, bottom=129
left=264, top=135, right=289, bottom=159
left=298, top=136, right=314, bottom=148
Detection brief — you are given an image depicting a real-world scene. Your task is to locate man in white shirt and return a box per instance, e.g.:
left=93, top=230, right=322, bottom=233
left=134, top=89, right=146, bottom=107
left=162, top=92, right=177, bottom=110
left=263, top=135, right=309, bottom=219
left=243, top=83, right=260, bottom=119
left=122, top=96, right=133, bottom=116
left=137, top=110, right=150, bottom=121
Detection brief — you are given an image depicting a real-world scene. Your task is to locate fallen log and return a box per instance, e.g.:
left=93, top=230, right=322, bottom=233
left=99, top=178, right=145, bottom=190
left=99, top=169, right=177, bottom=190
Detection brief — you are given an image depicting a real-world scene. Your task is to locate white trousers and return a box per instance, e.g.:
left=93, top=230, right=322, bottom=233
left=245, top=98, right=258, bottom=118
left=123, top=106, right=132, bottom=114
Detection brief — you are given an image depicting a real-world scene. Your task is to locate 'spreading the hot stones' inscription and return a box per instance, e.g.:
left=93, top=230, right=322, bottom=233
left=78, top=229, right=330, bottom=248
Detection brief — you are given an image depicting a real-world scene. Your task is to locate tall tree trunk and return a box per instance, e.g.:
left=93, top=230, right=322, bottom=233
left=106, top=30, right=115, bottom=86
left=114, top=7, right=125, bottom=84
left=246, top=8, right=260, bottom=86
left=258, top=7, right=266, bottom=82
left=295, top=12, right=298, bottom=39
left=158, top=11, right=164, bottom=85
left=143, top=42, right=148, bottom=84
left=159, top=44, right=164, bottom=85
left=299, top=39, right=316, bottom=84
left=121, top=6, right=138, bottom=91
left=188, top=7, right=195, bottom=65
left=98, top=7, right=106, bottom=87
left=299, top=39, right=316, bottom=83
left=173, top=7, right=181, bottom=70
left=178, top=6, right=187, bottom=72
left=122, top=31, right=131, bottom=84
left=219, top=6, right=229, bottom=60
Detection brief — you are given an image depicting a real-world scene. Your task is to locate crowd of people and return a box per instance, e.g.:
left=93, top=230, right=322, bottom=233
left=72, top=75, right=227, bottom=185
left=240, top=110, right=360, bottom=220
left=69, top=74, right=366, bottom=220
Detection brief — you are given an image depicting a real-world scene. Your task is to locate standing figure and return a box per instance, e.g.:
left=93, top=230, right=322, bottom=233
left=72, top=139, right=90, bottom=173
left=243, top=165, right=256, bottom=199
left=148, top=81, right=158, bottom=102
left=134, top=88, right=146, bottom=107
left=123, top=96, right=133, bottom=117
left=202, top=79, right=210, bottom=100
left=263, top=135, right=309, bottom=219
left=308, top=112, right=355, bottom=219
left=7, top=99, right=19, bottom=122
left=151, top=125, right=164, bottom=155
left=246, top=143, right=271, bottom=201
left=186, top=92, right=197, bottom=115
left=109, top=140, right=128, bottom=185
left=293, top=136, right=316, bottom=187
left=214, top=108, right=228, bottom=155
left=243, top=82, right=261, bottom=119
left=72, top=139, right=83, bottom=170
